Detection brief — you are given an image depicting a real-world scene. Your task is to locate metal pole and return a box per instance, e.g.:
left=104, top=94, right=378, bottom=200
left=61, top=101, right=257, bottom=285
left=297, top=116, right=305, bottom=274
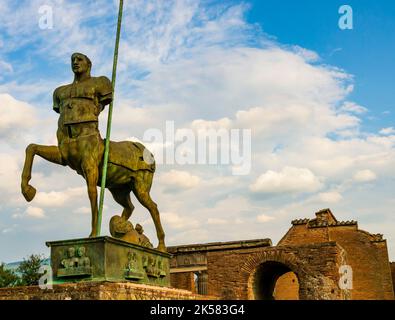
left=97, top=0, right=124, bottom=235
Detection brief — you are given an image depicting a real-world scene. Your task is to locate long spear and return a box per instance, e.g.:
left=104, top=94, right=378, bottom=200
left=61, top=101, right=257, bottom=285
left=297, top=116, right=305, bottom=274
left=97, top=0, right=124, bottom=235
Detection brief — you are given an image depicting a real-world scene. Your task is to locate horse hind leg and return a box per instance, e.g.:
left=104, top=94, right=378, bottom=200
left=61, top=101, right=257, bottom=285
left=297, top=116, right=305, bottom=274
left=108, top=187, right=135, bottom=238
left=21, top=144, right=65, bottom=202
left=109, top=187, right=135, bottom=220
left=109, top=187, right=134, bottom=230
left=132, top=171, right=166, bottom=252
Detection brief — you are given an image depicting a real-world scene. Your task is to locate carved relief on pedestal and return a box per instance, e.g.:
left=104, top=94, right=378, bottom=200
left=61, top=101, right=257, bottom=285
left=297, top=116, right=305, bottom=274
left=124, top=251, right=145, bottom=280
left=143, top=255, right=167, bottom=278
left=58, top=246, right=92, bottom=277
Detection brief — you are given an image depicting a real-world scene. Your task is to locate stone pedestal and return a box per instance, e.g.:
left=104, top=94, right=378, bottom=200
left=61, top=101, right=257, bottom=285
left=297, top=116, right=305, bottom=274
left=46, top=236, right=170, bottom=287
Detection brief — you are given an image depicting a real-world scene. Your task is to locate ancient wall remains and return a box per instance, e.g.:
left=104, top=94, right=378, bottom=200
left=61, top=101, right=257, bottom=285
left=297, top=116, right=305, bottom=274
left=169, top=209, right=394, bottom=300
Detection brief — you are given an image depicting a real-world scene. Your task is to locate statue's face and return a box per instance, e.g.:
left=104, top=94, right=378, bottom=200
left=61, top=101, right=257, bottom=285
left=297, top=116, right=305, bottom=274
left=71, top=53, right=90, bottom=74
left=68, top=247, right=75, bottom=257
left=77, top=247, right=85, bottom=257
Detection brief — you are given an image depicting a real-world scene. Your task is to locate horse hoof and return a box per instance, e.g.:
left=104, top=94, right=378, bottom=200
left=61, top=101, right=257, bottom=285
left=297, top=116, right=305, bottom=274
left=22, top=185, right=36, bottom=202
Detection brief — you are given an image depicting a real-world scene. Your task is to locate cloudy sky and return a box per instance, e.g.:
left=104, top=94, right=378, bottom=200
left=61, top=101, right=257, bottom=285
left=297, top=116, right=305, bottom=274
left=0, top=0, right=394, bottom=262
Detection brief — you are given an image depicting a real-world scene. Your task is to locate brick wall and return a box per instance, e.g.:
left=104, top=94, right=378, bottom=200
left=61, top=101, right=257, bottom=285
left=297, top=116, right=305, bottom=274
left=169, top=210, right=393, bottom=300
left=278, top=211, right=394, bottom=300
left=170, top=272, right=196, bottom=293
left=329, top=227, right=393, bottom=299
left=204, top=242, right=344, bottom=300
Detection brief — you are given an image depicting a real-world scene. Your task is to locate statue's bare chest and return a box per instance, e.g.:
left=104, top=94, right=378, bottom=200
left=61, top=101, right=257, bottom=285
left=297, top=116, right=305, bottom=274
left=57, top=80, right=97, bottom=101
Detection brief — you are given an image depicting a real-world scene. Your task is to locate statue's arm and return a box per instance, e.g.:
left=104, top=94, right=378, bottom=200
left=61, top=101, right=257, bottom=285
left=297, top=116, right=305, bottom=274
left=53, top=88, right=60, bottom=114
left=97, top=76, right=113, bottom=111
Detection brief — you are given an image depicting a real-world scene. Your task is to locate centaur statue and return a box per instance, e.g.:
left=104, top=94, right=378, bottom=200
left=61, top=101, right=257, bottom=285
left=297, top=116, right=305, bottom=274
left=21, top=53, right=166, bottom=252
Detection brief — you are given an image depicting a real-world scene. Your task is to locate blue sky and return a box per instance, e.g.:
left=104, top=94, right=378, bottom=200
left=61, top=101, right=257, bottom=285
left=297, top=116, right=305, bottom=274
left=246, top=0, right=395, bottom=133
left=0, top=0, right=394, bottom=263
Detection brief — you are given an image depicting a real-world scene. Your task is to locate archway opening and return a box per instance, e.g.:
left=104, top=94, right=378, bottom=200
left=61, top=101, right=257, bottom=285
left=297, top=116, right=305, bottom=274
left=253, top=261, right=300, bottom=300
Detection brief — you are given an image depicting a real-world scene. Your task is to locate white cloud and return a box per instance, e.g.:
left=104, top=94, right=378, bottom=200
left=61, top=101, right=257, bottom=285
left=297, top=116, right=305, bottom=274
left=292, top=46, right=320, bottom=62
left=0, top=1, right=114, bottom=61
left=207, top=218, right=228, bottom=225
left=25, top=206, right=45, bottom=219
left=353, top=170, right=377, bottom=182
left=191, top=118, right=232, bottom=131
left=34, top=191, right=69, bottom=207
left=318, top=191, right=343, bottom=203
left=161, top=211, right=199, bottom=230
left=250, top=167, right=323, bottom=193
left=0, top=153, right=21, bottom=192
left=120, top=0, right=253, bottom=69
left=0, top=93, right=37, bottom=141
left=379, top=127, right=395, bottom=135
left=340, top=101, right=368, bottom=114
left=257, top=214, right=275, bottom=223
left=73, top=206, right=91, bottom=215
left=159, top=169, right=201, bottom=190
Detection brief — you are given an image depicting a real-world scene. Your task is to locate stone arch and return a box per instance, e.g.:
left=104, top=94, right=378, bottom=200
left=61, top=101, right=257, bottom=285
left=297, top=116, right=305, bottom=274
left=240, top=249, right=340, bottom=300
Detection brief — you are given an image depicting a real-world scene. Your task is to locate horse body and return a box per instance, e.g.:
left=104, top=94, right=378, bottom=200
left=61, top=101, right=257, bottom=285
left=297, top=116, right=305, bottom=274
left=21, top=121, right=166, bottom=252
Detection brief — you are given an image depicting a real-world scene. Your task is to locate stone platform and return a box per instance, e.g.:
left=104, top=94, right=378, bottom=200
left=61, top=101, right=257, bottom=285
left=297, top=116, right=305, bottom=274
left=0, top=281, right=215, bottom=300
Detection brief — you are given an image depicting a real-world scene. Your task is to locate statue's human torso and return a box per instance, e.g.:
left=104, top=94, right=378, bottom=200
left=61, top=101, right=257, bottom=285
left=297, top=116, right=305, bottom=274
left=53, top=76, right=112, bottom=125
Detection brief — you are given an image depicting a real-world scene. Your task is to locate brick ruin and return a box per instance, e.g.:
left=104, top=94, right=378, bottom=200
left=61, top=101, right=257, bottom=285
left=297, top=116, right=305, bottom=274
left=168, top=209, right=395, bottom=300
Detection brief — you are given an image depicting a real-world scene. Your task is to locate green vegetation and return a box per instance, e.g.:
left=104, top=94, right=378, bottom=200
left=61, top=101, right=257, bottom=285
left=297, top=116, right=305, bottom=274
left=0, top=263, right=19, bottom=287
left=0, top=254, right=46, bottom=288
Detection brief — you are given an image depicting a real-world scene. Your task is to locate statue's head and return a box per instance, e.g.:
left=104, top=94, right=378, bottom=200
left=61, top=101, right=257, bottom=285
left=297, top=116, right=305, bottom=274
left=77, top=247, right=86, bottom=257
left=71, top=52, right=91, bottom=75
left=67, top=247, right=75, bottom=258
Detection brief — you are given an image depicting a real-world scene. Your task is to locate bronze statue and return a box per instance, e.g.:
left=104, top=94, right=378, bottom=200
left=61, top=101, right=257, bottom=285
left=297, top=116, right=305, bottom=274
left=136, top=223, right=154, bottom=248
left=21, top=53, right=166, bottom=252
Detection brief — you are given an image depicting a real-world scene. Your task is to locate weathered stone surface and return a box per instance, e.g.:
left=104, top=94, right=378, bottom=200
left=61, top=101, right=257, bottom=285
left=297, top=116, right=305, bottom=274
left=0, top=281, right=215, bottom=300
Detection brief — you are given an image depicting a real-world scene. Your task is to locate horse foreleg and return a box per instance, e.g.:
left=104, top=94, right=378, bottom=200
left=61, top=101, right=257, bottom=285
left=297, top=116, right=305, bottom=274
left=21, top=144, right=64, bottom=202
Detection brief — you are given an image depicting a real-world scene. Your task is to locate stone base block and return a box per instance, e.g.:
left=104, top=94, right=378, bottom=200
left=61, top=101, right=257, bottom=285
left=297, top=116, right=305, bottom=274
left=0, top=281, right=214, bottom=300
left=46, top=236, right=170, bottom=287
